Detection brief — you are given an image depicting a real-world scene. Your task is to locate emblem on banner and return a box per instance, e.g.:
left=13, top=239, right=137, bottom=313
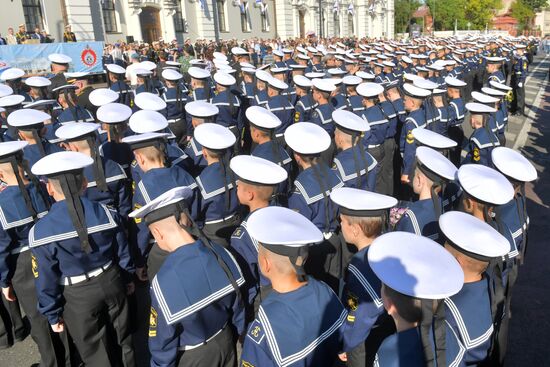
left=81, top=45, right=98, bottom=67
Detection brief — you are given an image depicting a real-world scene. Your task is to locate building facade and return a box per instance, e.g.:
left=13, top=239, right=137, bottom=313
left=0, top=0, right=394, bottom=44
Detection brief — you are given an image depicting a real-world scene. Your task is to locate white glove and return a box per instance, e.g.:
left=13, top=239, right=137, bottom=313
left=518, top=82, right=523, bottom=88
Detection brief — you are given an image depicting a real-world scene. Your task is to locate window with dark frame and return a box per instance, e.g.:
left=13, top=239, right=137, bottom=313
left=240, top=1, right=251, bottom=32
left=174, top=0, right=186, bottom=32
left=22, top=0, right=44, bottom=31
left=102, top=0, right=118, bottom=33
left=334, top=12, right=340, bottom=36
left=260, top=6, right=269, bottom=32
left=217, top=0, right=227, bottom=32
left=348, top=13, right=354, bottom=34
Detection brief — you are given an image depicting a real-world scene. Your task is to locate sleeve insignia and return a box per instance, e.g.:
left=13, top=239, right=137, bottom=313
left=406, top=131, right=415, bottom=144
left=246, top=319, right=265, bottom=345
left=294, top=112, right=300, bottom=123
left=523, top=62, right=527, bottom=69
left=133, top=203, right=142, bottom=223
left=347, top=291, right=359, bottom=312
left=149, top=307, right=158, bottom=337
left=31, top=253, right=38, bottom=278
left=241, top=361, right=255, bottom=367
left=473, top=147, right=481, bottom=162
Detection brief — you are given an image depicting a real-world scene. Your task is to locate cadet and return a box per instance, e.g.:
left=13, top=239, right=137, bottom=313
left=431, top=88, right=449, bottom=137
left=161, top=68, right=187, bottom=144
left=106, top=64, right=133, bottom=106
left=194, top=123, right=241, bottom=247
left=7, top=109, right=63, bottom=167
left=96, top=102, right=135, bottom=175
left=343, top=75, right=366, bottom=114
left=47, top=54, right=71, bottom=98
left=492, top=147, right=537, bottom=262
left=395, top=146, right=457, bottom=242
left=1, top=95, right=27, bottom=141
left=332, top=109, right=378, bottom=191
left=463, top=102, right=500, bottom=167
left=29, top=151, right=135, bottom=366
left=129, top=187, right=245, bottom=367
left=240, top=206, right=346, bottom=367
left=511, top=45, right=527, bottom=116
left=482, top=86, right=508, bottom=146
left=368, top=231, right=464, bottom=367
left=485, top=57, right=506, bottom=86
left=122, top=132, right=197, bottom=278
left=0, top=68, right=31, bottom=104
left=331, top=188, right=398, bottom=367
left=54, top=84, right=95, bottom=124
left=285, top=123, right=344, bottom=290
left=247, top=106, right=292, bottom=202
left=89, top=87, right=119, bottom=110
left=293, top=75, right=317, bottom=123
left=55, top=122, right=131, bottom=218
left=445, top=76, right=467, bottom=166
left=310, top=78, right=337, bottom=164
left=134, top=69, right=157, bottom=96
left=211, top=72, right=242, bottom=147
left=229, top=155, right=288, bottom=318
left=183, top=101, right=219, bottom=176
left=439, top=211, right=509, bottom=366
left=0, top=141, right=70, bottom=365
left=251, top=70, right=270, bottom=107
left=264, top=76, right=294, bottom=137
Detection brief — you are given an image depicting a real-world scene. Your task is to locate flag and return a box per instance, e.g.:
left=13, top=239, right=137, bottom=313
left=199, top=0, right=205, bottom=11
left=333, top=0, right=340, bottom=13
left=348, top=3, right=355, bottom=15
left=240, top=0, right=246, bottom=14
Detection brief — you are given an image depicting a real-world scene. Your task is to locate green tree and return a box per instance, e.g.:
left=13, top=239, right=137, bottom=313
left=464, top=0, right=502, bottom=29
left=426, top=0, right=468, bottom=31
left=523, top=0, right=548, bottom=11
left=512, top=0, right=536, bottom=30
left=395, top=0, right=422, bottom=34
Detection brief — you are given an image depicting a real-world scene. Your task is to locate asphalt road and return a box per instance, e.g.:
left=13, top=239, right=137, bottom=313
left=1, top=55, right=549, bottom=366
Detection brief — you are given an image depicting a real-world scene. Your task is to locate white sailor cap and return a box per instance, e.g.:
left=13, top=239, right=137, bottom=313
left=333, top=109, right=370, bottom=133
left=0, top=140, right=28, bottom=158
left=357, top=82, right=384, bottom=98
left=330, top=187, right=397, bottom=217
left=188, top=67, right=211, bottom=80
left=284, top=122, right=331, bottom=155
left=515, top=44, right=527, bottom=49
left=293, top=75, right=312, bottom=89
left=272, top=50, right=284, bottom=57
left=342, top=75, right=362, bottom=86
left=7, top=109, right=50, bottom=128
left=55, top=122, right=100, bottom=141
left=65, top=72, right=90, bottom=80
left=189, top=59, right=207, bottom=67
left=327, top=68, right=347, bottom=76
left=0, top=68, right=25, bottom=81
left=231, top=47, right=248, bottom=56
left=32, top=151, right=93, bottom=176
left=403, top=83, right=431, bottom=98
left=297, top=54, right=310, bottom=61
left=471, top=91, right=499, bottom=104
left=51, top=84, right=78, bottom=93
left=305, top=72, right=325, bottom=79
left=48, top=53, right=72, bottom=64
left=457, top=164, right=514, bottom=205
left=89, top=88, right=119, bottom=107
left=255, top=69, right=272, bottom=82
left=355, top=71, right=376, bottom=80
left=413, top=78, right=439, bottom=90
left=491, top=147, right=537, bottom=182
left=161, top=68, right=183, bottom=81
left=213, top=59, right=229, bottom=66
left=282, top=48, right=294, bottom=54
left=213, top=72, right=236, bottom=86
left=431, top=88, right=447, bottom=95
left=247, top=206, right=323, bottom=248
left=311, top=78, right=336, bottom=93
left=134, top=92, right=167, bottom=111
left=267, top=77, right=288, bottom=90
left=481, top=87, right=506, bottom=97
left=0, top=95, right=25, bottom=108
left=296, top=46, right=307, bottom=54
left=489, top=80, right=512, bottom=91
left=22, top=99, right=56, bottom=111
left=24, top=76, right=51, bottom=88
left=412, top=128, right=457, bottom=150
left=382, top=61, right=396, bottom=68
left=166, top=61, right=182, bottom=67
left=134, top=68, right=152, bottom=77
left=401, top=55, right=413, bottom=64
left=121, top=132, right=170, bottom=148
left=404, top=73, right=423, bottom=83
left=129, top=110, right=168, bottom=133
left=129, top=186, right=193, bottom=222
left=245, top=106, right=281, bottom=130
left=439, top=211, right=510, bottom=260
left=0, top=84, right=13, bottom=98
left=105, top=64, right=126, bottom=75
left=426, top=64, right=444, bottom=71
left=139, top=61, right=157, bottom=71
left=217, top=65, right=236, bottom=74
left=415, top=146, right=457, bottom=181
left=306, top=46, right=318, bottom=53
left=240, top=62, right=255, bottom=69
left=465, top=102, right=496, bottom=114
left=484, top=56, right=505, bottom=64
left=230, top=155, right=288, bottom=186
left=368, top=231, right=464, bottom=299
left=194, top=123, right=235, bottom=151
left=213, top=51, right=227, bottom=60
left=241, top=67, right=256, bottom=75
left=445, top=76, right=467, bottom=88
left=270, top=67, right=289, bottom=74
left=185, top=101, right=219, bottom=118
left=96, top=103, right=133, bottom=124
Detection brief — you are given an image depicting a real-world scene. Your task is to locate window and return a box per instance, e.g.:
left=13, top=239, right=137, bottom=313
left=217, top=0, right=227, bottom=32
left=22, top=0, right=44, bottom=31
left=347, top=13, right=354, bottom=34
left=174, top=0, right=186, bottom=32
left=333, top=12, right=340, bottom=36
left=260, top=3, right=270, bottom=32
left=240, top=1, right=251, bottom=32
left=102, top=0, right=118, bottom=33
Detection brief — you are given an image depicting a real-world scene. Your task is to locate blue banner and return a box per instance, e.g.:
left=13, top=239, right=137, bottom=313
left=0, top=41, right=104, bottom=75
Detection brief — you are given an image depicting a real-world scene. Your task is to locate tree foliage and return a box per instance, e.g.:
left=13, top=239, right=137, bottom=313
left=523, top=0, right=548, bottom=12
left=395, top=0, right=422, bottom=34
left=512, top=0, right=536, bottom=30
left=426, top=0, right=502, bottom=31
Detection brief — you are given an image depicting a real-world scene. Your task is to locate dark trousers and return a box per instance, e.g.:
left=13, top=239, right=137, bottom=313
left=203, top=214, right=241, bottom=248
left=448, top=125, right=465, bottom=167
left=367, top=145, right=386, bottom=194
left=380, top=139, right=396, bottom=196
left=63, top=265, right=135, bottom=367
left=176, top=325, right=237, bottom=367
left=0, top=289, right=26, bottom=348
left=11, top=251, right=70, bottom=366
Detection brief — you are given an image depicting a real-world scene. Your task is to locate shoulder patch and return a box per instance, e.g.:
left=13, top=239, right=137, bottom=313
left=246, top=319, right=265, bottom=345
left=31, top=253, right=38, bottom=278
left=149, top=307, right=158, bottom=337
left=232, top=227, right=244, bottom=239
